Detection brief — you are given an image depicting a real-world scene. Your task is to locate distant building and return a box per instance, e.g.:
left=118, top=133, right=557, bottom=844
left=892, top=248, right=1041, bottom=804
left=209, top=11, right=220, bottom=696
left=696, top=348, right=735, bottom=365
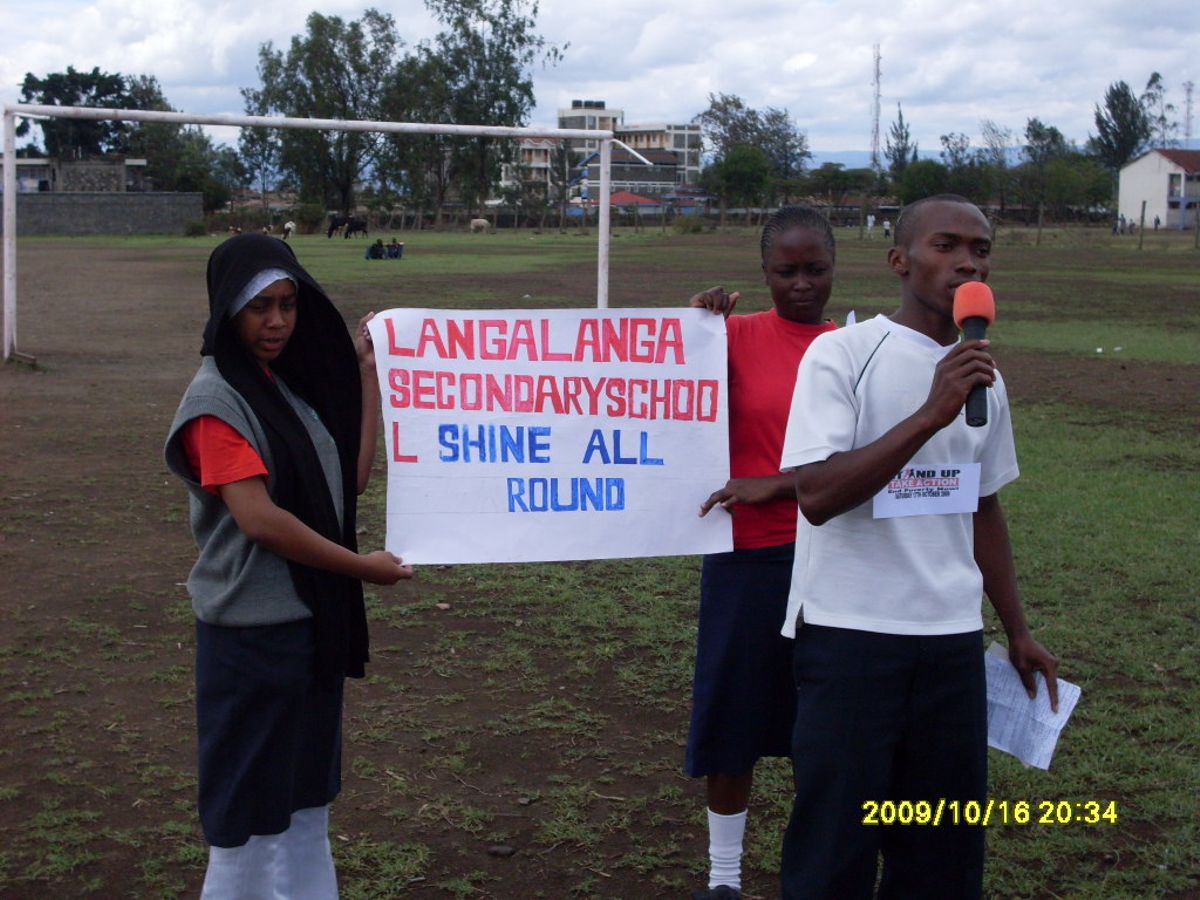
left=613, top=122, right=701, bottom=185
left=0, top=156, right=148, bottom=193
left=1118, top=149, right=1200, bottom=229
left=499, top=137, right=559, bottom=194
left=576, top=146, right=680, bottom=196
left=556, top=99, right=703, bottom=201
left=557, top=100, right=624, bottom=159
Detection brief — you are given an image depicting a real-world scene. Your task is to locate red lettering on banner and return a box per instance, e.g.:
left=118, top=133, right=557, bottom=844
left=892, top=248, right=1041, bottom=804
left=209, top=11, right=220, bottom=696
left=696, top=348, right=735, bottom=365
left=391, top=420, right=418, bottom=462
left=445, top=319, right=474, bottom=358
left=412, top=370, right=436, bottom=409
left=480, top=320, right=505, bottom=359
left=386, top=318, right=415, bottom=356
left=541, top=319, right=572, bottom=361
left=388, top=368, right=410, bottom=407
left=658, top=318, right=685, bottom=364
left=508, top=320, right=536, bottom=360
left=416, top=319, right=449, bottom=358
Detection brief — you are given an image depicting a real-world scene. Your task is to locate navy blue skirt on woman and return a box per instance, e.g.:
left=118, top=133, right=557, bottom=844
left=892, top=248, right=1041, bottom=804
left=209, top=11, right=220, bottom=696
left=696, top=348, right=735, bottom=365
left=195, top=618, right=343, bottom=848
left=685, top=542, right=797, bottom=778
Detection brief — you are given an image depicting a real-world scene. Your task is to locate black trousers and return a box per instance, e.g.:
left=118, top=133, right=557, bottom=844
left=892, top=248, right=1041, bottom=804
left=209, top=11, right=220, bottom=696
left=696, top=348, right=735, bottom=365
left=781, top=625, right=986, bottom=900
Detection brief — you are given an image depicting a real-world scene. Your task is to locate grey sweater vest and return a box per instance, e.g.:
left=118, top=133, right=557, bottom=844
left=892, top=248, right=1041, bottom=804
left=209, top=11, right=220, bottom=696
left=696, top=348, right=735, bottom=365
left=164, top=358, right=344, bottom=626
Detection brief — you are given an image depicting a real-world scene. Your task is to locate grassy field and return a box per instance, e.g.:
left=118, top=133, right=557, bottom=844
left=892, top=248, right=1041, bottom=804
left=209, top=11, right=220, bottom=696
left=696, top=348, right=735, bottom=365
left=0, top=225, right=1197, bottom=898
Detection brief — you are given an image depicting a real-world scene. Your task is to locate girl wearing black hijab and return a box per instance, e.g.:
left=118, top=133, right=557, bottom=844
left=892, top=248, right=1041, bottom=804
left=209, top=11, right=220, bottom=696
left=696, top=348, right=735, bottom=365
left=165, top=233, right=410, bottom=896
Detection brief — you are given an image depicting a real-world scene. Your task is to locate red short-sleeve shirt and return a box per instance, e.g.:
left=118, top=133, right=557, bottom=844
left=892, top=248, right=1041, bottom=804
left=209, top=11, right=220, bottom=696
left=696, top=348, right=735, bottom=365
left=725, top=311, right=837, bottom=548
left=180, top=416, right=268, bottom=495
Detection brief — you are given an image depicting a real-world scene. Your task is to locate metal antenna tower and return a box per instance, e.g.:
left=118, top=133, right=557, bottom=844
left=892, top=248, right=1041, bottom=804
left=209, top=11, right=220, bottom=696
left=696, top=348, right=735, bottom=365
left=1184, top=80, right=1195, bottom=148
left=870, top=44, right=882, bottom=173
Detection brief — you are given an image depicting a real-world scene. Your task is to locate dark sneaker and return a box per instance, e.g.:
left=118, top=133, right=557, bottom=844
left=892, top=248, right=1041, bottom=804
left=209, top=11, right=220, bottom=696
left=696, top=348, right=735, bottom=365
left=691, top=887, right=743, bottom=900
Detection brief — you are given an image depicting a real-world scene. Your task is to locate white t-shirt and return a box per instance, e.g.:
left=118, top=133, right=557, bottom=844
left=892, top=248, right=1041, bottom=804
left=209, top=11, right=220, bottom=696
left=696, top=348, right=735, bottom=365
left=779, top=315, right=1019, bottom=637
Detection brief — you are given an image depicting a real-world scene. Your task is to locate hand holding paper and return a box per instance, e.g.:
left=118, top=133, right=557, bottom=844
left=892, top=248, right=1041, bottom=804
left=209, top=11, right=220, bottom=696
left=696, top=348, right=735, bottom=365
left=985, top=642, right=1080, bottom=770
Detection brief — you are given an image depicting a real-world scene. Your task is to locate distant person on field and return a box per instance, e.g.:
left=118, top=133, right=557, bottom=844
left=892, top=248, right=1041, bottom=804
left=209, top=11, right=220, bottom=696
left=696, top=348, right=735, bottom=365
left=283, top=221, right=296, bottom=241
left=164, top=233, right=411, bottom=897
left=686, top=206, right=838, bottom=900
left=1153, top=215, right=1160, bottom=231
left=365, top=238, right=385, bottom=260
left=882, top=218, right=892, bottom=240
left=386, top=237, right=403, bottom=259
left=778, top=194, right=1058, bottom=898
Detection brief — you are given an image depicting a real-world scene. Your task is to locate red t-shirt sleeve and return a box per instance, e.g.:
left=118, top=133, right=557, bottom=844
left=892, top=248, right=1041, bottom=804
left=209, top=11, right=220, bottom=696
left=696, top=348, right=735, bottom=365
left=179, top=416, right=269, bottom=496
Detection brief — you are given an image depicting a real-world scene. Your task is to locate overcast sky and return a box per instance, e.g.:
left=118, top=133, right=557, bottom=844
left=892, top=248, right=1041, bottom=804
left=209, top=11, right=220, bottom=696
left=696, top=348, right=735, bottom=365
left=2, top=0, right=1197, bottom=158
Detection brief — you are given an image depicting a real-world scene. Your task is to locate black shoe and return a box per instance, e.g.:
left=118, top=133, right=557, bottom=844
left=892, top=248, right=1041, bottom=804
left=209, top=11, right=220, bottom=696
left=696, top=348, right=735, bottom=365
left=691, top=887, right=742, bottom=900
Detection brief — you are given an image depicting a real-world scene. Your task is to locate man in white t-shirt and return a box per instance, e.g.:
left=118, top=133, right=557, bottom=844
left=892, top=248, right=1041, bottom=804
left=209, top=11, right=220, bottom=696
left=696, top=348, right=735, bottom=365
left=777, top=195, right=1059, bottom=899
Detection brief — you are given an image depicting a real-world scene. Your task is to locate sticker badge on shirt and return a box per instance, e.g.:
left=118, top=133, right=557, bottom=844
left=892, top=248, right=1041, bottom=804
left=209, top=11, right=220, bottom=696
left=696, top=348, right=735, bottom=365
left=872, top=463, right=982, bottom=519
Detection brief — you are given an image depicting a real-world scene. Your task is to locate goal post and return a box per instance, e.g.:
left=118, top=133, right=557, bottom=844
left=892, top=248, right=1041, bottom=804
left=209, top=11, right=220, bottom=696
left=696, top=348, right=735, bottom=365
left=2, top=103, right=620, bottom=361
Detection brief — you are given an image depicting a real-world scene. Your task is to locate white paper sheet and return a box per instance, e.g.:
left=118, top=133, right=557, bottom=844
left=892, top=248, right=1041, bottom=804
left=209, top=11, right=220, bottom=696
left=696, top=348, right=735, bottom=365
left=985, top=642, right=1080, bottom=770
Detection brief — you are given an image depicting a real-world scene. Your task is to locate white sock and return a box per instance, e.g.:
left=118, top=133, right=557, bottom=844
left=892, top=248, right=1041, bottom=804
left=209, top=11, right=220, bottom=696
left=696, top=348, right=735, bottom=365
left=274, top=805, right=339, bottom=899
left=201, top=832, right=281, bottom=900
left=707, top=808, right=747, bottom=891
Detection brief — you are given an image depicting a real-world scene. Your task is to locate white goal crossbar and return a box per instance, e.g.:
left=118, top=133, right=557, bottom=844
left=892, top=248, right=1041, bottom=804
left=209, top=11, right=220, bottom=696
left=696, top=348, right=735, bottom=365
left=2, top=103, right=619, bottom=361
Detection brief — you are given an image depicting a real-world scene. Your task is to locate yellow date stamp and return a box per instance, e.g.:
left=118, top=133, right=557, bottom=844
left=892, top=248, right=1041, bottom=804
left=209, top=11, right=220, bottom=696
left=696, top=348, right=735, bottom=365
left=861, top=799, right=1119, bottom=827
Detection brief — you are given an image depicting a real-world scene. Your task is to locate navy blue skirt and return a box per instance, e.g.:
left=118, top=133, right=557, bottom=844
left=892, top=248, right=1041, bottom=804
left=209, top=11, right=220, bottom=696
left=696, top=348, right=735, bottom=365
left=685, top=543, right=796, bottom=777
left=195, top=618, right=343, bottom=848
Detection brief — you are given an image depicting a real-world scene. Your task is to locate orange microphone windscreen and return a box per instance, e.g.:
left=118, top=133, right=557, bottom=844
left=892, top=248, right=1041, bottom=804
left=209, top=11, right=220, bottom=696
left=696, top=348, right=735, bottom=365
left=952, top=282, right=995, bottom=328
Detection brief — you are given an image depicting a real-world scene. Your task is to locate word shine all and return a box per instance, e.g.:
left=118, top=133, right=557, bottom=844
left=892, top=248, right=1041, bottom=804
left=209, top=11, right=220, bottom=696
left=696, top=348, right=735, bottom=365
left=385, top=316, right=686, bottom=364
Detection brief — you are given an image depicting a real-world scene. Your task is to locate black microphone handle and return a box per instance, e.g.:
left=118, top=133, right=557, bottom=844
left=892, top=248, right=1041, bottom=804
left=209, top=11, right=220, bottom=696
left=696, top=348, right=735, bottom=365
left=962, top=316, right=989, bottom=427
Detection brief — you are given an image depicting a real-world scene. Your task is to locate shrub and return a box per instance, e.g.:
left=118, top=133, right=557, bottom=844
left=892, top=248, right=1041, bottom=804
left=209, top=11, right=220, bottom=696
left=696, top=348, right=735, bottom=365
left=183, top=221, right=207, bottom=237
left=674, top=213, right=706, bottom=234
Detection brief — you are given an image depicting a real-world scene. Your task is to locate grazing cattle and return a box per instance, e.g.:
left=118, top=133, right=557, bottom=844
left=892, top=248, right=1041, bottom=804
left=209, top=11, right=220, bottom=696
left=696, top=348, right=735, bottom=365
left=469, top=218, right=489, bottom=233
left=327, top=215, right=368, bottom=238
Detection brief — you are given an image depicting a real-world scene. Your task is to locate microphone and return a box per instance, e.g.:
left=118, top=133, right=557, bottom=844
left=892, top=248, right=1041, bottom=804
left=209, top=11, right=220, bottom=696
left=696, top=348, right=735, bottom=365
left=952, top=282, right=996, bottom=427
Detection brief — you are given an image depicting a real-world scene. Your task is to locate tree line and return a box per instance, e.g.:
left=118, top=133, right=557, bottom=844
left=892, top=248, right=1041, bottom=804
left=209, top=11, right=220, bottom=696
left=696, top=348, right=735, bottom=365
left=693, top=71, right=1186, bottom=222
left=15, top=18, right=1187, bottom=227
left=17, top=1, right=560, bottom=222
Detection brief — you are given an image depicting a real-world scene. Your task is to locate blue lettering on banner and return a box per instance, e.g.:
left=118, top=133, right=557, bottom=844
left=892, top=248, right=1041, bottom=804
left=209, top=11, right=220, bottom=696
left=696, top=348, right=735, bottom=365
left=507, top=477, right=626, bottom=512
left=438, top=424, right=551, bottom=463
left=581, top=429, right=663, bottom=465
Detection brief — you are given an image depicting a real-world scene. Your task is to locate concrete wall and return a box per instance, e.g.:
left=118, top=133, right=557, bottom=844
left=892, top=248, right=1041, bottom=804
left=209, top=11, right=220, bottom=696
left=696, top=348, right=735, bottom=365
left=3, top=192, right=204, bottom=235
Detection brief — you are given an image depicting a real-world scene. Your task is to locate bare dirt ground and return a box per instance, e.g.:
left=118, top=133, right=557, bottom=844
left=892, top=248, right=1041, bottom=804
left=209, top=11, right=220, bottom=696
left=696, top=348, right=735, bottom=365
left=1, top=237, right=1196, bottom=899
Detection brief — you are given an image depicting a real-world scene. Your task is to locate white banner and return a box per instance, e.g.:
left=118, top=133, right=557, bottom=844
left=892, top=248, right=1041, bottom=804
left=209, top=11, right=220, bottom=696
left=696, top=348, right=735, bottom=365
left=368, top=308, right=732, bottom=564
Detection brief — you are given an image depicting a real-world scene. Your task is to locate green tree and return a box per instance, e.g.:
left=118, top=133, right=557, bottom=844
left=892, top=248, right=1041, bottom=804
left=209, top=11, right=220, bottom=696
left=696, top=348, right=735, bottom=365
left=173, top=129, right=247, bottom=212
left=703, top=144, right=769, bottom=225
left=548, top=141, right=574, bottom=229
left=758, top=107, right=811, bottom=202
left=17, top=66, right=131, bottom=157
left=1018, top=117, right=1072, bottom=212
left=694, top=93, right=762, bottom=159
left=427, top=0, right=564, bottom=217
left=245, top=9, right=404, bottom=212
left=897, top=159, right=949, bottom=205
left=693, top=95, right=809, bottom=206
left=1090, top=81, right=1151, bottom=172
left=377, top=48, right=458, bottom=226
left=1140, top=72, right=1178, bottom=147
left=123, top=75, right=187, bottom=191
left=238, top=89, right=282, bottom=214
left=938, top=132, right=988, bottom=203
left=978, top=120, right=1013, bottom=213
left=885, top=103, right=919, bottom=180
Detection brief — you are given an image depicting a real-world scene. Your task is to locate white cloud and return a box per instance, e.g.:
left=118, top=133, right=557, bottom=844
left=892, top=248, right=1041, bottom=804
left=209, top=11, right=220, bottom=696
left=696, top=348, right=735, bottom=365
left=1, top=0, right=1195, bottom=151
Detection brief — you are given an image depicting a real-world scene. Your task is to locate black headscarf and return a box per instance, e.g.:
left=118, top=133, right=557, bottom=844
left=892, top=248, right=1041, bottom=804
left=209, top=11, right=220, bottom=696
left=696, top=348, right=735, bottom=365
left=204, top=233, right=368, bottom=685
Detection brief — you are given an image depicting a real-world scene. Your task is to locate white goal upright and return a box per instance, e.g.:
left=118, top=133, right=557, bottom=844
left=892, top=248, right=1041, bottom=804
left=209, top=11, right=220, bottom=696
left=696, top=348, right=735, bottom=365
left=3, top=103, right=631, bottom=362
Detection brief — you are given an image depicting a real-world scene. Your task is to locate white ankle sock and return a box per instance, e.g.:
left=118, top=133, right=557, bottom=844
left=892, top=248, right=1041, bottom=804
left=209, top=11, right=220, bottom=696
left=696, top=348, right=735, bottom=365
left=707, top=808, right=747, bottom=890
left=275, top=805, right=339, bottom=899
